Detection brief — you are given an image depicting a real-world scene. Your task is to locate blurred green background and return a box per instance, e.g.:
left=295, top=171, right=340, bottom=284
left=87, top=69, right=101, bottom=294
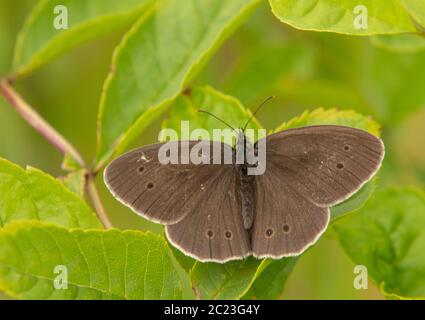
left=1, top=0, right=425, bottom=299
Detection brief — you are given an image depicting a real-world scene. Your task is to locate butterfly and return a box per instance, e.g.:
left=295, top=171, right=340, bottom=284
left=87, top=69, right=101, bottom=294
left=104, top=99, right=385, bottom=263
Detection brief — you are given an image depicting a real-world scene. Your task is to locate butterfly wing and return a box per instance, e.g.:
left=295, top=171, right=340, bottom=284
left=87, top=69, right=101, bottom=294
left=251, top=125, right=384, bottom=258
left=263, top=125, right=384, bottom=207
left=105, top=140, right=251, bottom=262
left=105, top=141, right=250, bottom=261
left=251, top=171, right=330, bottom=258
left=104, top=140, right=234, bottom=225
left=166, top=166, right=251, bottom=262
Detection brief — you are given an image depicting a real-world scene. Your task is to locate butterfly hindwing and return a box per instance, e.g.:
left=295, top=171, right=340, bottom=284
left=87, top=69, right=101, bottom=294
left=251, top=168, right=329, bottom=258
left=166, top=167, right=251, bottom=262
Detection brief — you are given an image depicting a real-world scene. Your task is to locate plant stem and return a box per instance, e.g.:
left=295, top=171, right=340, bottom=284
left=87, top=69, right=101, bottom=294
left=0, top=78, right=86, bottom=168
left=87, top=174, right=113, bottom=229
left=0, top=77, right=113, bottom=228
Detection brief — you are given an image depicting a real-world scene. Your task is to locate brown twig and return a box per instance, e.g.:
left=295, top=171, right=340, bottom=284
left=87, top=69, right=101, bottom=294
left=87, top=174, right=113, bottom=229
left=0, top=78, right=86, bottom=168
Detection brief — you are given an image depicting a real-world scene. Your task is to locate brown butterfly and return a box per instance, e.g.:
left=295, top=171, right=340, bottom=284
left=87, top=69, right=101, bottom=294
left=105, top=101, right=384, bottom=263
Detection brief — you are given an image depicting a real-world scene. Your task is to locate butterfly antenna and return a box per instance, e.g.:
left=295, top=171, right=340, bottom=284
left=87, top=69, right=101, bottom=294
left=243, top=95, right=276, bottom=132
left=197, top=110, right=236, bottom=132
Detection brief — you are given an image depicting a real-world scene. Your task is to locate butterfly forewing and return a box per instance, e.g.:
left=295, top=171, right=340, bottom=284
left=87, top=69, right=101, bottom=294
left=263, top=126, right=385, bottom=207
left=104, top=140, right=235, bottom=226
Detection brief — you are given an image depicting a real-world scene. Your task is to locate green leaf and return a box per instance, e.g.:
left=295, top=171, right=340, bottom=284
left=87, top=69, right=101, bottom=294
left=371, top=34, right=425, bottom=53
left=96, top=0, right=260, bottom=168
left=0, top=221, right=182, bottom=299
left=335, top=188, right=425, bottom=299
left=161, top=86, right=263, bottom=142
left=331, top=177, right=377, bottom=221
left=12, top=0, right=154, bottom=78
left=190, top=257, right=261, bottom=300
left=269, top=0, right=417, bottom=35
left=59, top=169, right=86, bottom=198
left=275, top=107, right=381, bottom=136
left=241, top=257, right=298, bottom=299
left=0, top=158, right=101, bottom=229
left=169, top=244, right=196, bottom=274
left=401, top=0, right=425, bottom=28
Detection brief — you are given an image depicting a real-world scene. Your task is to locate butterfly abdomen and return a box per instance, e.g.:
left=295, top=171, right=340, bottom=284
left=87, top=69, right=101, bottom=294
left=236, top=165, right=256, bottom=230
left=235, top=130, right=257, bottom=230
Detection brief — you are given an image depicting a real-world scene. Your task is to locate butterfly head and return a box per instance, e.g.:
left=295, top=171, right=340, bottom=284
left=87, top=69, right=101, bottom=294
left=235, top=128, right=255, bottom=163
left=236, top=128, right=247, bottom=146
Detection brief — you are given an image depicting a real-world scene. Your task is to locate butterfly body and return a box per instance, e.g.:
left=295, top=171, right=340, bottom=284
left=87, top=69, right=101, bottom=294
left=105, top=125, right=385, bottom=263
left=234, top=129, right=257, bottom=230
